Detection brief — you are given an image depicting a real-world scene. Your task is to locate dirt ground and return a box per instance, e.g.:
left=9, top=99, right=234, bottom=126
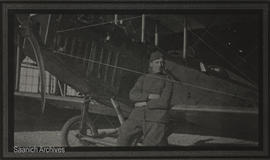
left=14, top=98, right=258, bottom=147
left=14, top=130, right=257, bottom=147
left=14, top=106, right=257, bottom=147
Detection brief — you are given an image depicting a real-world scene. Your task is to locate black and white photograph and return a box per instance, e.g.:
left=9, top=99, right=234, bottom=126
left=1, top=1, right=269, bottom=159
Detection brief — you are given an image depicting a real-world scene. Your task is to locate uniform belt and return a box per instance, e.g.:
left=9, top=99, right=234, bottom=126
left=134, top=101, right=147, bottom=108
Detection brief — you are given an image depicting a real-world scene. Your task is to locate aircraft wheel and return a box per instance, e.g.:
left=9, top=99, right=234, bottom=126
left=61, top=115, right=98, bottom=147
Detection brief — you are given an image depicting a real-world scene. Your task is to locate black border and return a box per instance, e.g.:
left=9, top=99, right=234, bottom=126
left=1, top=1, right=269, bottom=159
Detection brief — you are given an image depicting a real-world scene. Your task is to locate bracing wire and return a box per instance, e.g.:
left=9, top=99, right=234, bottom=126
left=184, top=19, right=255, bottom=84
left=56, top=16, right=142, bottom=33
left=49, top=14, right=257, bottom=102
left=192, top=16, right=254, bottom=65
left=52, top=49, right=257, bottom=102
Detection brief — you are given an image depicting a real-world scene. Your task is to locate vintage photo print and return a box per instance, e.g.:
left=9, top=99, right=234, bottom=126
left=1, top=1, right=269, bottom=159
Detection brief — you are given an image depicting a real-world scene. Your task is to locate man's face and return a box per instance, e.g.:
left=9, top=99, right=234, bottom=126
left=150, top=58, right=164, bottom=73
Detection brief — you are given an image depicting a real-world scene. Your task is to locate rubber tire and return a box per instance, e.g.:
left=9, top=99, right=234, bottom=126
left=61, top=115, right=97, bottom=147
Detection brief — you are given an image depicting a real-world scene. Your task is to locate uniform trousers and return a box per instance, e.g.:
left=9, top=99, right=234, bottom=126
left=117, top=108, right=169, bottom=146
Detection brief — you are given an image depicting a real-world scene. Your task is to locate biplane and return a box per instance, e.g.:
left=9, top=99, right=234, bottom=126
left=14, top=13, right=259, bottom=146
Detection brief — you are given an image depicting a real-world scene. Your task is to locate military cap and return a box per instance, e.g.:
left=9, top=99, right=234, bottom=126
left=150, top=50, right=163, bottom=62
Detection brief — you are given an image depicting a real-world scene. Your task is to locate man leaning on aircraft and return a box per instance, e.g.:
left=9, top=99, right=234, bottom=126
left=117, top=50, right=173, bottom=146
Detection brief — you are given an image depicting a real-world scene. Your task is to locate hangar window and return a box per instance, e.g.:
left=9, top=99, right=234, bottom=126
left=17, top=56, right=80, bottom=97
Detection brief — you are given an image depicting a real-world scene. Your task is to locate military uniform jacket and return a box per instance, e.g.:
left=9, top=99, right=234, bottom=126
left=128, top=73, right=173, bottom=123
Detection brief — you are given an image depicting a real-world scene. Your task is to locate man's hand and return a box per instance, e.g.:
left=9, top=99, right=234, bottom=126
left=148, top=94, right=160, bottom=100
left=134, top=102, right=147, bottom=107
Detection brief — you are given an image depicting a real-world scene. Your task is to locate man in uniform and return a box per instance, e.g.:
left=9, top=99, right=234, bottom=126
left=117, top=50, right=173, bottom=146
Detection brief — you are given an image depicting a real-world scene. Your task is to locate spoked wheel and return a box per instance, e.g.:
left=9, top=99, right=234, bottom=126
left=61, top=115, right=98, bottom=147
